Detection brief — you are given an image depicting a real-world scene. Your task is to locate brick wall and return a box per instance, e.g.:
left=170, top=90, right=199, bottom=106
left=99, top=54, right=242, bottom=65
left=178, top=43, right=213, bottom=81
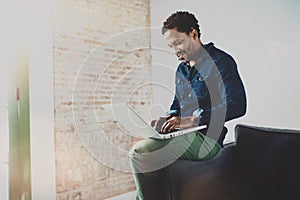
left=53, top=0, right=151, bottom=199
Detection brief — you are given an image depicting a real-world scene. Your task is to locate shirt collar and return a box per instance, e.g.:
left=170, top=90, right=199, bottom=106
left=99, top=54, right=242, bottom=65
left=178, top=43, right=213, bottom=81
left=179, top=42, right=215, bottom=74
left=193, top=42, right=216, bottom=76
left=194, top=42, right=214, bottom=66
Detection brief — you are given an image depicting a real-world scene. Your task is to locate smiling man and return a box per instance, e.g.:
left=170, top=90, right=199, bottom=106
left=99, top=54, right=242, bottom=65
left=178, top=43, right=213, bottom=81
left=129, top=11, right=247, bottom=200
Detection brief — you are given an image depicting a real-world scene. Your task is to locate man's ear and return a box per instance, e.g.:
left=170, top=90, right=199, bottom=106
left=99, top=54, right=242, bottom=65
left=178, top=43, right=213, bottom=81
left=189, top=29, right=199, bottom=39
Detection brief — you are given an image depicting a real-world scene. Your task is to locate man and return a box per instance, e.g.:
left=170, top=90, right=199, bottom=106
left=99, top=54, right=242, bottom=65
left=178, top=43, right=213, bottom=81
left=129, top=11, right=246, bottom=200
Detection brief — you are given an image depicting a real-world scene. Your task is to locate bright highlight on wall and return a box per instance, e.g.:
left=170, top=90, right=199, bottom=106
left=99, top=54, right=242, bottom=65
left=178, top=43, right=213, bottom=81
left=1, top=0, right=56, bottom=200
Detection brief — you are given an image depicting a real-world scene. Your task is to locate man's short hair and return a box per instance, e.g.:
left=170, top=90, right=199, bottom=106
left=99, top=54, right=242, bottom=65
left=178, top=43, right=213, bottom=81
left=161, top=11, right=201, bottom=37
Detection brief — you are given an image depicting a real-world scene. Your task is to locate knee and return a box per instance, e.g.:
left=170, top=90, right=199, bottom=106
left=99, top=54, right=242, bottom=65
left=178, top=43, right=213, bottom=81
left=128, top=141, right=146, bottom=169
left=128, top=145, right=137, bottom=161
left=128, top=142, right=140, bottom=163
left=128, top=141, right=144, bottom=159
left=129, top=138, right=154, bottom=156
left=128, top=139, right=152, bottom=163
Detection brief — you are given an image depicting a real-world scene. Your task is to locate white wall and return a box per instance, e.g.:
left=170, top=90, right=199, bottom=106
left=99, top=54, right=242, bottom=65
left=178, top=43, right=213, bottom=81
left=150, top=0, right=300, bottom=142
left=1, top=0, right=56, bottom=199
left=28, top=0, right=56, bottom=199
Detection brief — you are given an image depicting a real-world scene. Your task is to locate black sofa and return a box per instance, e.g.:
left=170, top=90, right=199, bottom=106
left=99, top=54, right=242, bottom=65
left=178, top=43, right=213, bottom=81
left=150, top=124, right=300, bottom=200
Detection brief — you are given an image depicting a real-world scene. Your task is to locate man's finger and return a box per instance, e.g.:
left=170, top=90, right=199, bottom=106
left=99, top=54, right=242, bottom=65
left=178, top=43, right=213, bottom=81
left=149, top=120, right=156, bottom=127
left=161, top=121, right=168, bottom=133
left=161, top=121, right=174, bottom=133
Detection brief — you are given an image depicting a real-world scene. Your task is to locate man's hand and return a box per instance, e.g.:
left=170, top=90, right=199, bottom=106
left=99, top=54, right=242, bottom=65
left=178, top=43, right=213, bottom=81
left=149, top=115, right=171, bottom=132
left=160, top=116, right=200, bottom=133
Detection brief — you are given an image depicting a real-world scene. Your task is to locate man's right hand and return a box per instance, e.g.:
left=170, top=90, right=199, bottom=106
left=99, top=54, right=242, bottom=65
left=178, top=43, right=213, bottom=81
left=149, top=115, right=171, bottom=133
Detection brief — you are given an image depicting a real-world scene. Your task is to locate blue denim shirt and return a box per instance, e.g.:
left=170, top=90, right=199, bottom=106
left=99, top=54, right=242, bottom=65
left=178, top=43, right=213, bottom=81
left=167, top=42, right=246, bottom=126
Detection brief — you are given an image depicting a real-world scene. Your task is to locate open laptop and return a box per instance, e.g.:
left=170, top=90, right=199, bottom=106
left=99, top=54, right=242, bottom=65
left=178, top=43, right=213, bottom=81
left=109, top=103, right=206, bottom=140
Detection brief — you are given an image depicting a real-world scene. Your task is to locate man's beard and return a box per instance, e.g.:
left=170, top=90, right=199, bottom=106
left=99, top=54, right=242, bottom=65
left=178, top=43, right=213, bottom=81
left=177, top=50, right=188, bottom=61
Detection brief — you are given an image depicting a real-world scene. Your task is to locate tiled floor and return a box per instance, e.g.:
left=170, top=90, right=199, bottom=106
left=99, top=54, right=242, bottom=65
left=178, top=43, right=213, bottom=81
left=106, top=191, right=136, bottom=200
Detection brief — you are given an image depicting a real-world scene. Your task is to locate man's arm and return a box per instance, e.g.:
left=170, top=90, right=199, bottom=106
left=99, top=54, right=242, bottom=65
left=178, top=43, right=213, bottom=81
left=167, top=95, right=181, bottom=116
left=199, top=55, right=247, bottom=125
left=161, top=55, right=246, bottom=133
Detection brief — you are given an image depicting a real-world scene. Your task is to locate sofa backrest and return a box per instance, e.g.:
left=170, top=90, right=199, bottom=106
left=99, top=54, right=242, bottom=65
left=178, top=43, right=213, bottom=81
left=234, top=124, right=300, bottom=198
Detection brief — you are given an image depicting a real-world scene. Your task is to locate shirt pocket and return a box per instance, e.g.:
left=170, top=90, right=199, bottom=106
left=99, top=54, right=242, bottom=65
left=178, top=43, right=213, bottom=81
left=191, top=75, right=208, bottom=100
left=175, top=77, right=187, bottom=100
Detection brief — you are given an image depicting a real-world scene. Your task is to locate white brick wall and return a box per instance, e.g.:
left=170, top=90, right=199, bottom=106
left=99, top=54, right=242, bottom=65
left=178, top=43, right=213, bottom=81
left=53, top=0, right=151, bottom=199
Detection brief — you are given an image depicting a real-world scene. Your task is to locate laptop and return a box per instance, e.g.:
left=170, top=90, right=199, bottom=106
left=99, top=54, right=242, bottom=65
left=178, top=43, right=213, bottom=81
left=108, top=103, right=206, bottom=140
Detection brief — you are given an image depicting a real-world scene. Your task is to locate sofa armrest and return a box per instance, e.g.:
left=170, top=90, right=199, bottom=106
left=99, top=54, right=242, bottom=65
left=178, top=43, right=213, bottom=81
left=233, top=124, right=300, bottom=199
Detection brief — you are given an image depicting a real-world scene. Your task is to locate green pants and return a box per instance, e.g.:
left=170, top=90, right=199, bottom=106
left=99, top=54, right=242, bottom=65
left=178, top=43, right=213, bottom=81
left=128, top=131, right=221, bottom=200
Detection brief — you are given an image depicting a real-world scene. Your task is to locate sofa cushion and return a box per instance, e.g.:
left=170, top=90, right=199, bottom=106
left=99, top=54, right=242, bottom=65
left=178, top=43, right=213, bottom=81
left=167, top=144, right=236, bottom=200
left=234, top=124, right=300, bottom=199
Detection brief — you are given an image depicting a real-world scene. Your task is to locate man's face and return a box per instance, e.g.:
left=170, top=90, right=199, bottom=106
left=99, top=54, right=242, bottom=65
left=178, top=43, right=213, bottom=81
left=163, top=28, right=199, bottom=63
